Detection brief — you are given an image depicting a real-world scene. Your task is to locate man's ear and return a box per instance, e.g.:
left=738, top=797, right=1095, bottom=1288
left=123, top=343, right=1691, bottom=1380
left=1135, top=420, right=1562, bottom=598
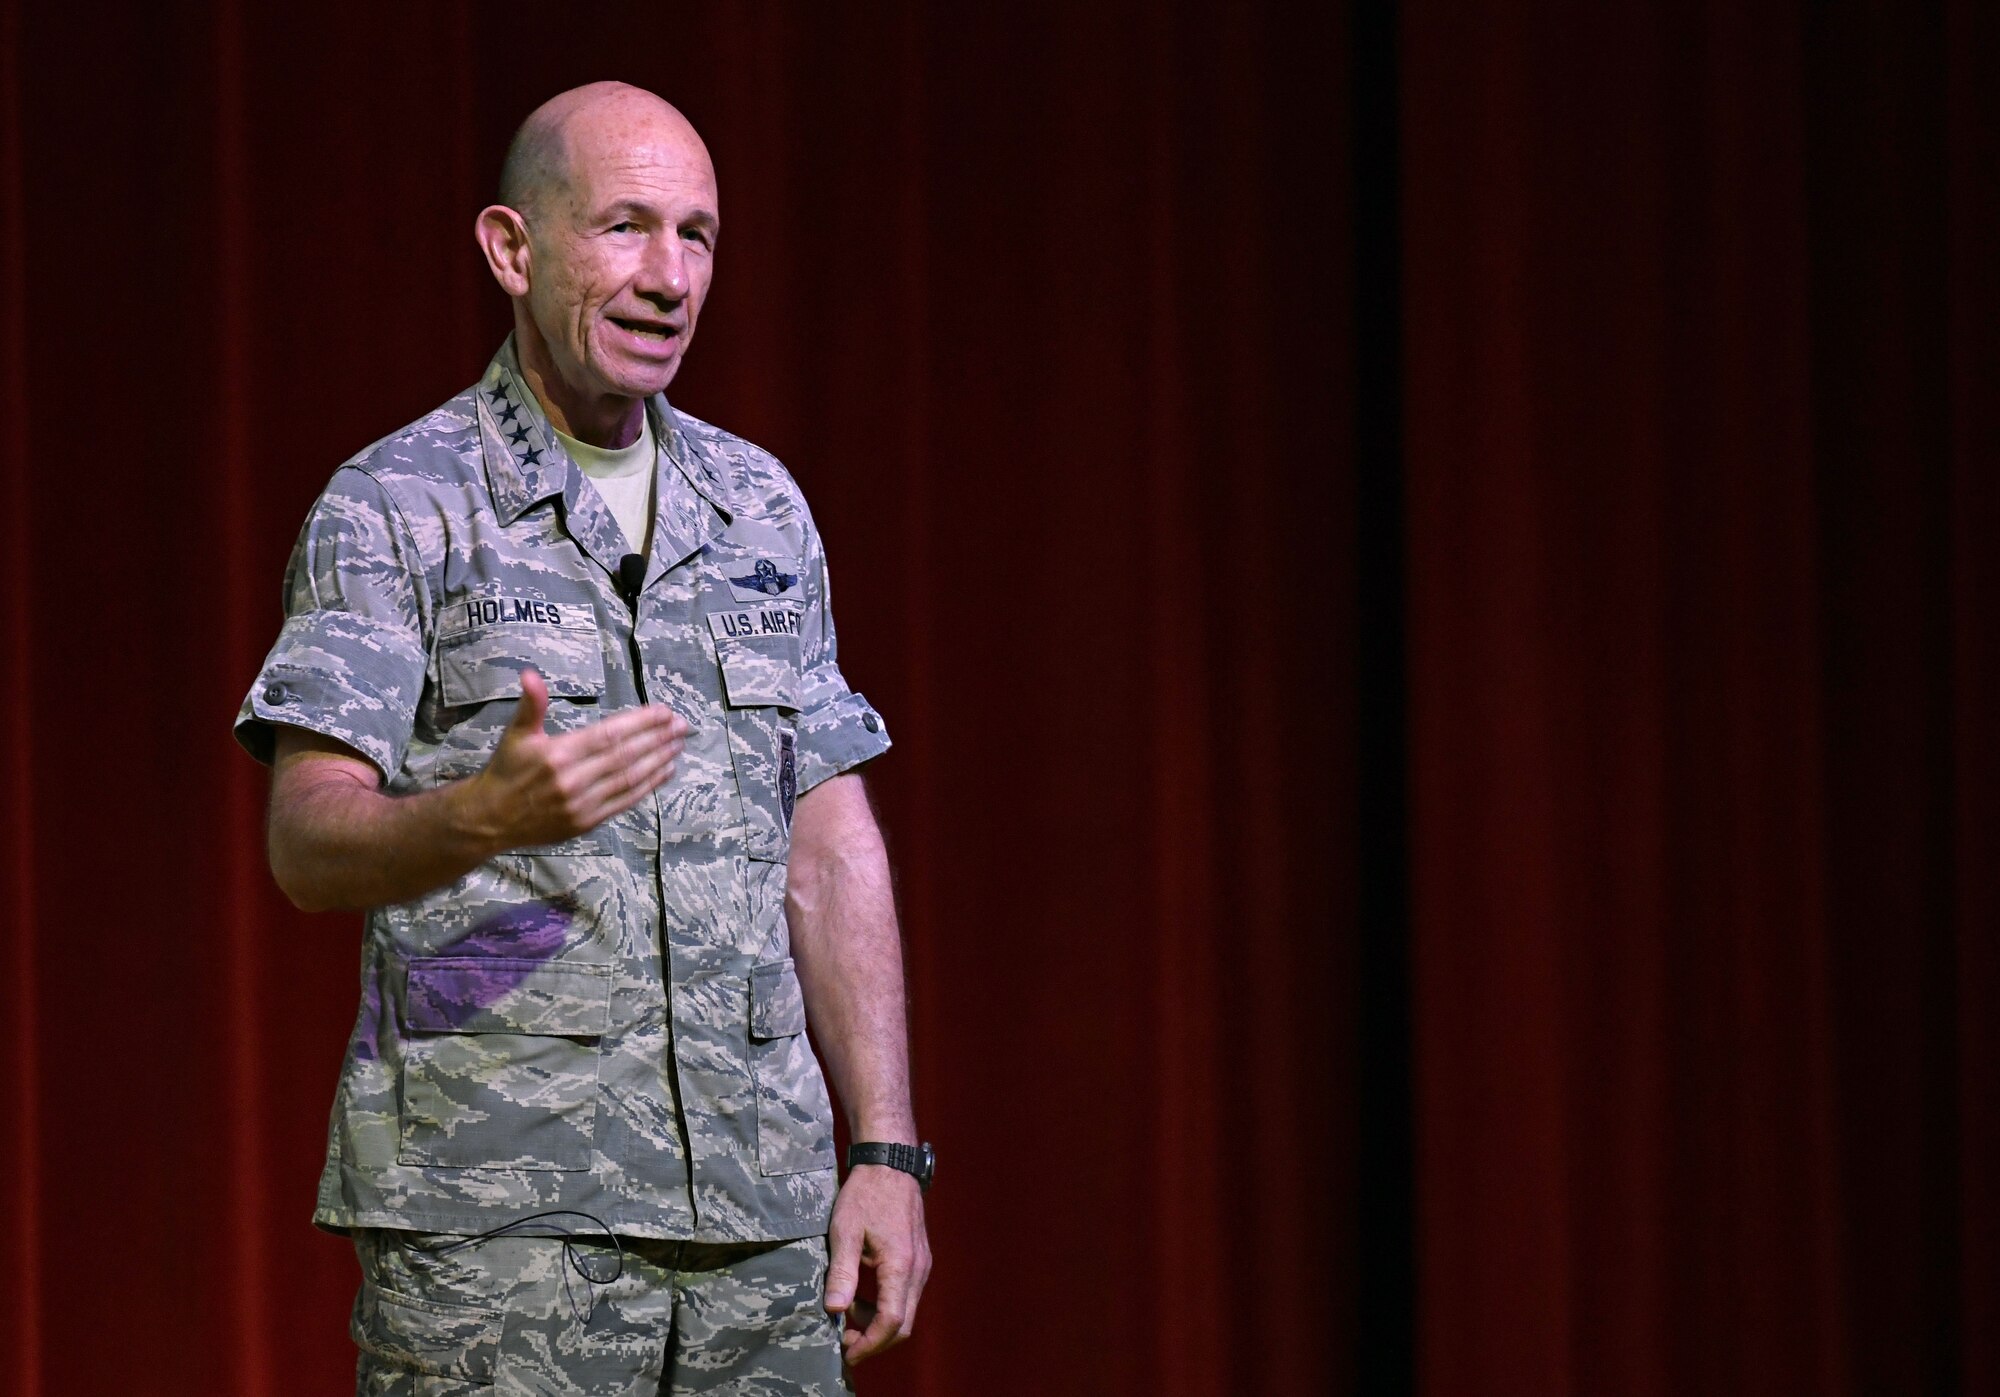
left=475, top=205, right=532, bottom=297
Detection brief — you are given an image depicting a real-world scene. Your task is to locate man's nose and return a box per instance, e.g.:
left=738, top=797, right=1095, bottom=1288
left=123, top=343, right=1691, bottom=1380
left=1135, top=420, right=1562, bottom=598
left=637, top=234, right=689, bottom=301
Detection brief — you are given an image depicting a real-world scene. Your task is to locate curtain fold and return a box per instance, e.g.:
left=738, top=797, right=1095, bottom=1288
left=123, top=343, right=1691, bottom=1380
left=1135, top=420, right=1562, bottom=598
left=2, top=0, right=44, bottom=1392
left=1402, top=2, right=1996, bottom=1391
left=1945, top=5, right=2000, bottom=1390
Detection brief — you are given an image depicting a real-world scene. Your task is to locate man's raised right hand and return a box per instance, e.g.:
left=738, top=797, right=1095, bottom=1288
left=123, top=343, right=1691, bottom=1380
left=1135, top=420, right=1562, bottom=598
left=468, top=667, right=689, bottom=851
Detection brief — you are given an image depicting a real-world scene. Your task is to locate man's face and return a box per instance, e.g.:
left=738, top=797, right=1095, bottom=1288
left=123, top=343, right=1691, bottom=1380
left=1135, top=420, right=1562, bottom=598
left=522, top=119, right=718, bottom=405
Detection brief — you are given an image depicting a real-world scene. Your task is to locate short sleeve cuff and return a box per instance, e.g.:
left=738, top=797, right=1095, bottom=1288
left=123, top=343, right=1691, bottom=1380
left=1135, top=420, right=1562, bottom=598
left=793, top=688, right=891, bottom=794
left=233, top=610, right=426, bottom=780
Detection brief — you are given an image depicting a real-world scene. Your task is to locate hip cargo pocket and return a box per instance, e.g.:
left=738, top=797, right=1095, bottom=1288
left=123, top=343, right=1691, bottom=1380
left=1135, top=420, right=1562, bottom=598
left=351, top=1278, right=503, bottom=1385
left=397, top=957, right=612, bottom=1172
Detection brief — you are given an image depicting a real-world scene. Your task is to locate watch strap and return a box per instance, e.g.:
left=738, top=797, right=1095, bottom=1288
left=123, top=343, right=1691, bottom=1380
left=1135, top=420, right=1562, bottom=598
left=847, top=1141, right=931, bottom=1192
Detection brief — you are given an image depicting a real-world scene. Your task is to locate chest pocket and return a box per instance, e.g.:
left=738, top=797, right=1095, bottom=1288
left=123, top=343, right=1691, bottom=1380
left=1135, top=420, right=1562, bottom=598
left=706, top=591, right=803, bottom=862
left=437, top=592, right=606, bottom=708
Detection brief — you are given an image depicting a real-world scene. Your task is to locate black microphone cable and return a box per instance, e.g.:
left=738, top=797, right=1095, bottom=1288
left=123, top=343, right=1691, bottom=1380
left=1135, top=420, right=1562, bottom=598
left=411, top=1209, right=626, bottom=1324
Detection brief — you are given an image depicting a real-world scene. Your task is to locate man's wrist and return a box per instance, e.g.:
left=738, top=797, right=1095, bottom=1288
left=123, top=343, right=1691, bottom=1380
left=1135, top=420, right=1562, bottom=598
left=847, top=1116, right=917, bottom=1146
left=443, top=770, right=508, bottom=862
left=847, top=1140, right=934, bottom=1193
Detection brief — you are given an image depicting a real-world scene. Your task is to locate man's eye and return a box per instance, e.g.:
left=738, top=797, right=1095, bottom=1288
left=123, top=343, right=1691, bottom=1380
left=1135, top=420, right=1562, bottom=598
left=682, top=229, right=711, bottom=249
left=609, top=221, right=640, bottom=234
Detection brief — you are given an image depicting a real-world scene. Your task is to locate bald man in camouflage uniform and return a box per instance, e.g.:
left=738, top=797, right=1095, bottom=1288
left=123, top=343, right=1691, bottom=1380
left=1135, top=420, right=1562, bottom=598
left=236, top=83, right=931, bottom=1394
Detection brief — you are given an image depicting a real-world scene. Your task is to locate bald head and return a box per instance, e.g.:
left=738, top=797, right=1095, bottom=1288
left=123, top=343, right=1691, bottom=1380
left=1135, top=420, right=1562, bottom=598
left=498, top=81, right=709, bottom=218
left=476, top=81, right=721, bottom=444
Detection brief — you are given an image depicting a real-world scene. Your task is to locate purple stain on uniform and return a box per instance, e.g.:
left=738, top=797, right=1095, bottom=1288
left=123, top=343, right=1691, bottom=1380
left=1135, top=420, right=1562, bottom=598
left=404, top=901, right=579, bottom=1030
left=441, top=899, right=575, bottom=960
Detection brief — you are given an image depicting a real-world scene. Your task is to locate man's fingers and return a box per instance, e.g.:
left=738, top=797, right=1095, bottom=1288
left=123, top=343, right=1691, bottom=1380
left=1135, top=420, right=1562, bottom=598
left=873, top=1255, right=913, bottom=1335
left=567, top=699, right=682, bottom=738
left=840, top=1299, right=877, bottom=1353
left=548, top=707, right=686, bottom=789
left=823, top=1224, right=862, bottom=1315
left=898, top=1249, right=931, bottom=1338
left=843, top=1255, right=911, bottom=1364
left=568, top=728, right=676, bottom=792
left=562, top=705, right=688, bottom=769
left=507, top=668, right=551, bottom=737
left=573, top=742, right=684, bottom=825
left=608, top=702, right=689, bottom=741
left=844, top=1313, right=904, bottom=1364
left=563, top=720, right=683, bottom=795
left=844, top=1290, right=907, bottom=1361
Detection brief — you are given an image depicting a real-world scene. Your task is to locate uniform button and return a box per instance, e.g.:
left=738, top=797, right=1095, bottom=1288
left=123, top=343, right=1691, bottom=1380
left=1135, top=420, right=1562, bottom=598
left=264, top=682, right=289, bottom=705
left=862, top=712, right=879, bottom=733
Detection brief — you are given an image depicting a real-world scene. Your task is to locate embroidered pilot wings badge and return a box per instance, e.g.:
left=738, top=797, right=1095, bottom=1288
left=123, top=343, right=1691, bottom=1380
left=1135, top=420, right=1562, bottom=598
left=729, top=557, right=800, bottom=597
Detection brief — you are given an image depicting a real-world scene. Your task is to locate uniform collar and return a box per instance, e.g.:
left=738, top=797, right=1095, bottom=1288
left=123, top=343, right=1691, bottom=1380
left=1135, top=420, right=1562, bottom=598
left=475, top=337, right=741, bottom=574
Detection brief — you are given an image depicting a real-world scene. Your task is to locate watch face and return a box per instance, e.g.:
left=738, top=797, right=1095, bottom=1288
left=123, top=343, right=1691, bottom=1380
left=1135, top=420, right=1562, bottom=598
left=918, top=1142, right=935, bottom=1187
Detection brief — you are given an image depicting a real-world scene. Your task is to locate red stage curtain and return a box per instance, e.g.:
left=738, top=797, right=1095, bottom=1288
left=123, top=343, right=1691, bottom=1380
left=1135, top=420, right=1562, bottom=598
left=0, top=4, right=1347, bottom=1394
left=1402, top=1, right=1998, bottom=1392
left=6, top=0, right=1992, bottom=1393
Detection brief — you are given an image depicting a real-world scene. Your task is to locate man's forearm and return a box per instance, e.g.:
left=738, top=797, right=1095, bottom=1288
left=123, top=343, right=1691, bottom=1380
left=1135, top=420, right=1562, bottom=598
left=269, top=743, right=502, bottom=912
left=786, top=774, right=916, bottom=1143
left=266, top=677, right=688, bottom=913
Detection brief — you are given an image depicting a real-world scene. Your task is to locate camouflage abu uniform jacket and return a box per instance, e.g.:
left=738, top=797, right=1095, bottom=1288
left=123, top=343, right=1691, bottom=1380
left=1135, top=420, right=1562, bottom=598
left=234, top=338, right=890, bottom=1243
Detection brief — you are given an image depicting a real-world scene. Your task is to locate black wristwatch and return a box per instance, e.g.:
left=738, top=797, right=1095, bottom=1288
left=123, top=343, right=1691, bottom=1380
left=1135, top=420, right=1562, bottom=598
left=847, top=1141, right=935, bottom=1194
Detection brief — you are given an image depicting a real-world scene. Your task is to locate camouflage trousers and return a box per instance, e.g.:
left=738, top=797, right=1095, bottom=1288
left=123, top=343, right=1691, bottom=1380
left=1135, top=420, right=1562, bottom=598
left=352, top=1227, right=851, bottom=1395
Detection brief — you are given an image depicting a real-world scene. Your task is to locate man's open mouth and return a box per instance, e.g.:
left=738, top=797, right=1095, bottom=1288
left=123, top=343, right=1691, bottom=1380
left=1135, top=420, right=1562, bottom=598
left=610, top=317, right=678, bottom=343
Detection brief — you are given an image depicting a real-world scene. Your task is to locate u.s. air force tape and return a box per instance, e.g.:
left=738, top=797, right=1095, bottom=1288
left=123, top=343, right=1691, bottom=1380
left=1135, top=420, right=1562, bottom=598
left=707, top=606, right=803, bottom=641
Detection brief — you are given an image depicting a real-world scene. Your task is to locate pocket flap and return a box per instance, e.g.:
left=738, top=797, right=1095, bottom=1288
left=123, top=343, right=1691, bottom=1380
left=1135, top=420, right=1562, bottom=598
left=404, top=957, right=613, bottom=1036
left=353, top=1284, right=502, bottom=1381
left=750, top=959, right=807, bottom=1039
left=711, top=626, right=802, bottom=710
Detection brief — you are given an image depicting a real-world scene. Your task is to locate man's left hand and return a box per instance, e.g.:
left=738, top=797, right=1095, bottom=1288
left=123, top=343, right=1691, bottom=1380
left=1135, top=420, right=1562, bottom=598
left=824, top=1163, right=931, bottom=1364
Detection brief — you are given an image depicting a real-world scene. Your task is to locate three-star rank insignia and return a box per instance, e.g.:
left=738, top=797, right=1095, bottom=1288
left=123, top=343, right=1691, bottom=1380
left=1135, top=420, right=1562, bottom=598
left=729, top=557, right=800, bottom=596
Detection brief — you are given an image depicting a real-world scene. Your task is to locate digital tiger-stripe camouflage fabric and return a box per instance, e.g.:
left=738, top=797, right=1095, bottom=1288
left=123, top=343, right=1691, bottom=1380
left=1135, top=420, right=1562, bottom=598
left=234, top=336, right=891, bottom=1244
left=352, top=1228, right=850, bottom=1394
